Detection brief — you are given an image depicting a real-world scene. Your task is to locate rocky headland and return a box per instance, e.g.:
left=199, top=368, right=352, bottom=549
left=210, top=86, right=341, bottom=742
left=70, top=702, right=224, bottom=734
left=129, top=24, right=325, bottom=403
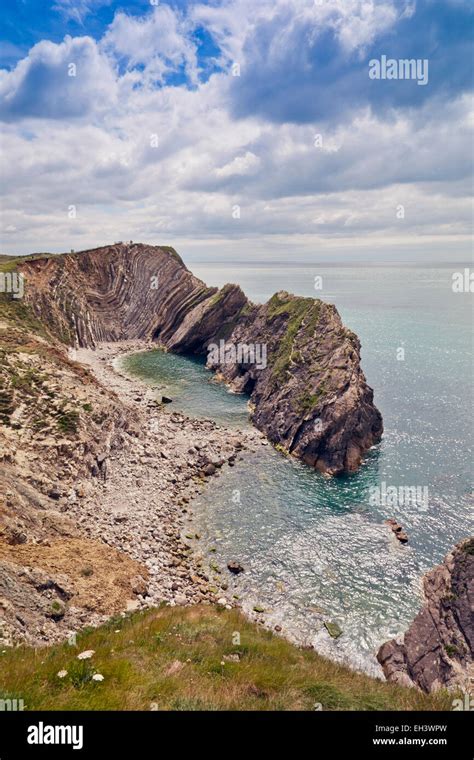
left=0, top=241, right=383, bottom=647
left=2, top=243, right=471, bottom=696
left=18, top=242, right=383, bottom=476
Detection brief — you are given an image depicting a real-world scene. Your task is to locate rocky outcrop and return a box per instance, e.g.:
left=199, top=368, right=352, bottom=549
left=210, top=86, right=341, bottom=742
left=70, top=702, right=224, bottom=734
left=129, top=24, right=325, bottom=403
left=206, top=291, right=382, bottom=475
left=377, top=538, right=474, bottom=693
left=19, top=243, right=216, bottom=347
left=19, top=243, right=382, bottom=475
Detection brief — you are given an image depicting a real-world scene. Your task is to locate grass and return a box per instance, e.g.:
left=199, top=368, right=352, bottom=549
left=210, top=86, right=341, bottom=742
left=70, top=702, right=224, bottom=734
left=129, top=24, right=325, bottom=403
left=0, top=296, right=53, bottom=341
left=267, top=296, right=311, bottom=383
left=267, top=293, right=324, bottom=385
left=296, top=386, right=327, bottom=413
left=0, top=605, right=454, bottom=712
left=56, top=408, right=80, bottom=434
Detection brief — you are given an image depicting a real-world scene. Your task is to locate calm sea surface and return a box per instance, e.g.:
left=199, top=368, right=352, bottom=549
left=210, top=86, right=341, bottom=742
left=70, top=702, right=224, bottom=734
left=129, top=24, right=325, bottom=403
left=123, top=265, right=473, bottom=676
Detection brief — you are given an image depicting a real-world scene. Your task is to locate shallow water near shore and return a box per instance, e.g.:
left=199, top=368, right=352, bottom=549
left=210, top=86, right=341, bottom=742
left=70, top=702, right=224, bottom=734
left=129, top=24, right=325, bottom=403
left=122, top=265, right=473, bottom=677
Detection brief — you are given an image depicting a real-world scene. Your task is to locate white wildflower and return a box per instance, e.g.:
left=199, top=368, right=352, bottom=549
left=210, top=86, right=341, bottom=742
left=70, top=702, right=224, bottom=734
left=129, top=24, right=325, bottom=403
left=77, top=649, right=95, bottom=660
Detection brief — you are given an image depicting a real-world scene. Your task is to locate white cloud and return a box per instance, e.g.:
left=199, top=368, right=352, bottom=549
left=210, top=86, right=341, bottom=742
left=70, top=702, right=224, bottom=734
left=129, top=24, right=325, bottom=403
left=0, top=0, right=471, bottom=259
left=0, top=35, right=117, bottom=120
left=215, top=151, right=261, bottom=178
left=52, top=0, right=113, bottom=24
left=101, top=6, right=198, bottom=85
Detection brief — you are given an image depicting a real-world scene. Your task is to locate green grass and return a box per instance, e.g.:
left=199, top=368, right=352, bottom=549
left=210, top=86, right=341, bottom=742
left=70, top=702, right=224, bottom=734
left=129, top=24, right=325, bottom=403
left=0, top=606, right=454, bottom=712
left=55, top=407, right=80, bottom=434
left=267, top=294, right=316, bottom=384
left=296, top=385, right=327, bottom=413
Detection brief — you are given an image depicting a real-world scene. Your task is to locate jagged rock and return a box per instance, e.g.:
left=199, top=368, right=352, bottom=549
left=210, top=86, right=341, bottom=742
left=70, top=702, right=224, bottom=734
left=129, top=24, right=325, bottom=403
left=3, top=528, right=27, bottom=546
left=20, top=243, right=382, bottom=475
left=227, top=561, right=244, bottom=574
left=161, top=396, right=173, bottom=404
left=377, top=538, right=474, bottom=693
left=386, top=518, right=409, bottom=544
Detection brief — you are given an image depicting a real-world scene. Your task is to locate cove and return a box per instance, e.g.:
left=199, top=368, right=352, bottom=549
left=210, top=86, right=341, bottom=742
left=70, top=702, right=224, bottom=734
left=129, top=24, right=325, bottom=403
left=121, top=260, right=473, bottom=678
left=121, top=347, right=418, bottom=677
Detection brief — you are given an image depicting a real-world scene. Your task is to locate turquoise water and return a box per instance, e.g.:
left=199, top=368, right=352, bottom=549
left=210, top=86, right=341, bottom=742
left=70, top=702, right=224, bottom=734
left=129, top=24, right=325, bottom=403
left=123, top=265, right=473, bottom=676
left=123, top=350, right=250, bottom=429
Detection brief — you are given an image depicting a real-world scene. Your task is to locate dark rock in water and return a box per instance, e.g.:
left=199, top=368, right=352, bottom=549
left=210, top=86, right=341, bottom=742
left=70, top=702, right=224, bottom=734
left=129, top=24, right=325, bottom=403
left=19, top=243, right=383, bottom=475
left=386, top=518, right=408, bottom=543
left=202, top=463, right=216, bottom=477
left=227, top=561, right=244, bottom=575
left=377, top=538, right=474, bottom=693
left=161, top=395, right=172, bottom=404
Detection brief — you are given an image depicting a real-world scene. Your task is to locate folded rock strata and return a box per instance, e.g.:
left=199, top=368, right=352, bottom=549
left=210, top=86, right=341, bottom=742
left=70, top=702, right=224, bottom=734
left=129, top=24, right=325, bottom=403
left=19, top=242, right=383, bottom=475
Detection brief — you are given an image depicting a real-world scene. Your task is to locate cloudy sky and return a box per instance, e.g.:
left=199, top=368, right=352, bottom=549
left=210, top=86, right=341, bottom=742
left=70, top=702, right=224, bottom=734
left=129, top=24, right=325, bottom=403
left=0, top=0, right=472, bottom=262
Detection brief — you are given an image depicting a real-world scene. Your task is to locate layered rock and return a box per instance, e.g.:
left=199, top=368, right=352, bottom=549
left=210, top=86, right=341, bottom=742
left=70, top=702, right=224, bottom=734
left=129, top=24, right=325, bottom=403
left=206, top=291, right=383, bottom=475
left=19, top=243, right=383, bottom=475
left=19, top=243, right=215, bottom=347
left=377, top=538, right=474, bottom=693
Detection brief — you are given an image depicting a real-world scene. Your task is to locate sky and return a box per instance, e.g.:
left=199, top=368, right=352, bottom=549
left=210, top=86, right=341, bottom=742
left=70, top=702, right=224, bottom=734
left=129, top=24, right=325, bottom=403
left=0, top=0, right=473, bottom=263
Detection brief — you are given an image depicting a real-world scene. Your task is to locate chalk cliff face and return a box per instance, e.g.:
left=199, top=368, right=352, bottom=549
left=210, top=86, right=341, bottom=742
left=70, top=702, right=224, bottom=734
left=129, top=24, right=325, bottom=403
left=20, top=243, right=383, bottom=475
left=377, top=539, right=474, bottom=693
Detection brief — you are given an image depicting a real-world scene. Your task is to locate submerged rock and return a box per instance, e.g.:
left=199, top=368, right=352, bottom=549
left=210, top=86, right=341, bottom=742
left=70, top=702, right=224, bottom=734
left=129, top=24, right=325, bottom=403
left=227, top=561, right=244, bottom=575
left=377, top=538, right=474, bottom=693
left=324, top=621, right=343, bottom=639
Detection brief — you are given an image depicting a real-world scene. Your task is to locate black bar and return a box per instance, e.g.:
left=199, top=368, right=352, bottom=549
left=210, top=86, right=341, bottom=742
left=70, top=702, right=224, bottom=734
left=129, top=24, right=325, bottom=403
left=0, top=711, right=471, bottom=758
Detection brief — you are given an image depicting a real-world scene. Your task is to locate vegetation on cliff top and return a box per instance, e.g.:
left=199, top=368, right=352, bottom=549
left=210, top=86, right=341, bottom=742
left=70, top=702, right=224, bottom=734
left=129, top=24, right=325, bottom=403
left=0, top=605, right=453, bottom=711
left=267, top=292, right=324, bottom=393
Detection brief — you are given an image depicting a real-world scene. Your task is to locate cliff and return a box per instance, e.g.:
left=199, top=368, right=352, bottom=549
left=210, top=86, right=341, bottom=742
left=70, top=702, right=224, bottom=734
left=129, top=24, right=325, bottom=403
left=206, top=291, right=382, bottom=474
left=0, top=310, right=255, bottom=646
left=18, top=242, right=382, bottom=475
left=377, top=538, right=474, bottom=693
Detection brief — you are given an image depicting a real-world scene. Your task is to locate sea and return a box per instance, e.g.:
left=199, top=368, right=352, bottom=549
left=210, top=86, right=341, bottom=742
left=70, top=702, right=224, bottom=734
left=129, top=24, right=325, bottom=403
left=122, top=263, right=473, bottom=677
